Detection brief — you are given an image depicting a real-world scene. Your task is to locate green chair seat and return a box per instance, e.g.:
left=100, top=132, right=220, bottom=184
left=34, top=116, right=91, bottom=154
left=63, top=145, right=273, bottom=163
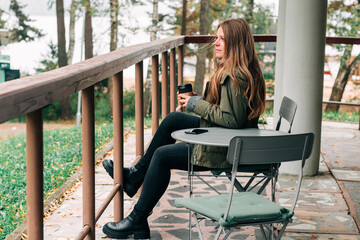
left=175, top=192, right=291, bottom=227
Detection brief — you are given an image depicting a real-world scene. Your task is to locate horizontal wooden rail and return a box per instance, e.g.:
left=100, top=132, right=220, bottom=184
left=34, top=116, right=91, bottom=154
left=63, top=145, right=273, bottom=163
left=185, top=34, right=277, bottom=43
left=0, top=36, right=185, bottom=124
left=185, top=35, right=360, bottom=45
left=322, top=100, right=360, bottom=107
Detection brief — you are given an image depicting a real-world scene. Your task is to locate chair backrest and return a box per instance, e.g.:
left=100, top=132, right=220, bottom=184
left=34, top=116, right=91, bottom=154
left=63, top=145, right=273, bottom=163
left=227, top=133, right=314, bottom=168
left=224, top=133, right=314, bottom=219
left=276, top=96, right=297, bottom=133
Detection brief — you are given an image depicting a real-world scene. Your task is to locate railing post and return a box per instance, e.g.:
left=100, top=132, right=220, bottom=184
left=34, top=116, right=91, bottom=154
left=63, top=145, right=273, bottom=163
left=170, top=48, right=176, bottom=112
left=82, top=86, right=95, bottom=240
left=161, top=51, right=169, bottom=119
left=178, top=45, right=184, bottom=86
left=152, top=55, right=159, bottom=135
left=26, top=109, right=43, bottom=240
left=113, top=71, right=124, bottom=221
left=135, top=61, right=144, bottom=157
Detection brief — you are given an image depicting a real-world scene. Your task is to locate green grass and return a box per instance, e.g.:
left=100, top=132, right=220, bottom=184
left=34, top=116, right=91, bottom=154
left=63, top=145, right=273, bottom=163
left=322, top=111, right=359, bottom=123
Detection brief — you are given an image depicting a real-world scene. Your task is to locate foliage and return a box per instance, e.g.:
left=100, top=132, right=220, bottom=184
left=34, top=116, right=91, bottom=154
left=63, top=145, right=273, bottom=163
left=8, top=0, right=44, bottom=42
left=327, top=0, right=359, bottom=39
left=326, top=0, right=359, bottom=58
left=170, top=0, right=277, bottom=80
left=323, top=110, right=359, bottom=123
left=325, top=0, right=359, bottom=110
left=34, top=41, right=58, bottom=73
left=171, top=0, right=275, bottom=36
left=258, top=104, right=273, bottom=124
left=0, top=9, right=6, bottom=28
left=123, top=90, right=136, bottom=118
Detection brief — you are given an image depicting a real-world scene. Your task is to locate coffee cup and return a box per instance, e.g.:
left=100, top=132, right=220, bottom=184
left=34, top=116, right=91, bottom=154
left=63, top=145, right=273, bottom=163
left=177, top=83, right=193, bottom=96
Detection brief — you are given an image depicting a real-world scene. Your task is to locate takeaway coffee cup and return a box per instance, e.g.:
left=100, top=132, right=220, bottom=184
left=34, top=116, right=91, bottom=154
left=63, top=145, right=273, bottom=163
left=177, top=83, right=193, bottom=96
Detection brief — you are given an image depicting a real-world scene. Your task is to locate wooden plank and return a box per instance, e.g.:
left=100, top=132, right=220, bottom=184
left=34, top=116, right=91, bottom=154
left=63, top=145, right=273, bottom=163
left=0, top=36, right=185, bottom=123
left=185, top=35, right=360, bottom=45
left=185, top=35, right=276, bottom=43
left=326, top=37, right=360, bottom=45
left=322, top=100, right=360, bottom=107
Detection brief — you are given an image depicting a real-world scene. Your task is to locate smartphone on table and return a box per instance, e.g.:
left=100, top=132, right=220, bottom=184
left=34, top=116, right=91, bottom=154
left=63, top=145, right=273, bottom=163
left=184, top=129, right=208, bottom=135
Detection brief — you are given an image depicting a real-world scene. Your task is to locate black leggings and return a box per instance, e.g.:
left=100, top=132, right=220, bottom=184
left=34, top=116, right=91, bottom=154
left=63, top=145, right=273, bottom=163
left=133, top=112, right=211, bottom=215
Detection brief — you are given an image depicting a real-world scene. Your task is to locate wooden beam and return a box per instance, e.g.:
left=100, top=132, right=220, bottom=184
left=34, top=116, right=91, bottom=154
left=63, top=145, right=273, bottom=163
left=0, top=36, right=185, bottom=123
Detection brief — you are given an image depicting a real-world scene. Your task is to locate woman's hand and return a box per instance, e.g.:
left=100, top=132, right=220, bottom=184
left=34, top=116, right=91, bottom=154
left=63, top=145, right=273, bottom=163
left=177, top=92, right=196, bottom=109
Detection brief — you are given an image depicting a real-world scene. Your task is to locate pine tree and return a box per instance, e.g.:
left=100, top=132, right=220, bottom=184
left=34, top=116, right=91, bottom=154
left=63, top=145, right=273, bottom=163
left=9, top=0, right=44, bottom=42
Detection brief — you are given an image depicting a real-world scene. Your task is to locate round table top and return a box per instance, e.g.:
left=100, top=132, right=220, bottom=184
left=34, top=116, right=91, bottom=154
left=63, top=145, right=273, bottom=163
left=171, top=127, right=288, bottom=147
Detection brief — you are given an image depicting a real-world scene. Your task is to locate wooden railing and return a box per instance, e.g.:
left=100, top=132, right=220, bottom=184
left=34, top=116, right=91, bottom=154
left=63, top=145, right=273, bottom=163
left=0, top=36, right=185, bottom=240
left=0, top=35, right=359, bottom=240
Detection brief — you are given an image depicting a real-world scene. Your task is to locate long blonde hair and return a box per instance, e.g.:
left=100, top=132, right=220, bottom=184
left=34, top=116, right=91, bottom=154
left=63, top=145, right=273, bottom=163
left=207, top=18, right=265, bottom=120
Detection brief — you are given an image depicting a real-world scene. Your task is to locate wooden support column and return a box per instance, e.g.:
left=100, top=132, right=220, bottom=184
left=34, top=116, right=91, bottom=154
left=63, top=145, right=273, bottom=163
left=152, top=55, right=160, bottom=135
left=113, top=71, right=124, bottom=221
left=161, top=51, right=169, bottom=118
left=135, top=61, right=144, bottom=157
left=82, top=86, right=95, bottom=240
left=26, top=109, right=43, bottom=240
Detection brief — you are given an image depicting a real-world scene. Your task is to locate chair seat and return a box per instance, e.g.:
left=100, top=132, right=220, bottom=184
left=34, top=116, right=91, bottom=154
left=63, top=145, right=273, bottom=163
left=175, top=192, right=291, bottom=227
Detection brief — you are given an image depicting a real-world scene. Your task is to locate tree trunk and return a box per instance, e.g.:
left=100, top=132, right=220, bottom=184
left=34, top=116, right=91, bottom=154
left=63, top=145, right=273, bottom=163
left=245, top=0, right=254, bottom=26
left=325, top=45, right=353, bottom=112
left=56, top=0, right=73, bottom=120
left=326, top=52, right=360, bottom=111
left=181, top=0, right=187, bottom=35
left=84, top=0, right=93, bottom=60
left=56, top=0, right=67, bottom=68
left=194, top=0, right=209, bottom=94
left=108, top=0, right=119, bottom=115
left=143, top=0, right=159, bottom=116
left=224, top=0, right=232, bottom=18
left=67, top=0, right=78, bottom=64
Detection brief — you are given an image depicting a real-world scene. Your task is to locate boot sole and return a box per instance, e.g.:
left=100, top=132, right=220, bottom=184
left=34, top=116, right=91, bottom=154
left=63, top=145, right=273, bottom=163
left=103, top=224, right=150, bottom=239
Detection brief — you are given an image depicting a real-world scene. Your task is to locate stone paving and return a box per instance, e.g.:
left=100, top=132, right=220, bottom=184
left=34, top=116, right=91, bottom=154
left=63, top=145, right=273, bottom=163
left=42, top=121, right=360, bottom=239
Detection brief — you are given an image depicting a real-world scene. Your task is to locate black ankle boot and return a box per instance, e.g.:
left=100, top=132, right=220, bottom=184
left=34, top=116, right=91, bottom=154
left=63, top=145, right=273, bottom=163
left=103, top=211, right=150, bottom=239
left=102, top=159, right=145, bottom=198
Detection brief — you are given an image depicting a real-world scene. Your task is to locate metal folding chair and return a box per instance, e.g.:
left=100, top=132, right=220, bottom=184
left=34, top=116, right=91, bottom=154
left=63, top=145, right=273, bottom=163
left=175, top=133, right=314, bottom=240
left=275, top=96, right=297, bottom=133
left=190, top=96, right=298, bottom=198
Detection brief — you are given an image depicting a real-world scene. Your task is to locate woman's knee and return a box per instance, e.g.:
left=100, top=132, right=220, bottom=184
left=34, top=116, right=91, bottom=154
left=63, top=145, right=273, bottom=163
left=151, top=147, right=169, bottom=166
left=160, top=112, right=185, bottom=130
left=163, top=112, right=183, bottom=124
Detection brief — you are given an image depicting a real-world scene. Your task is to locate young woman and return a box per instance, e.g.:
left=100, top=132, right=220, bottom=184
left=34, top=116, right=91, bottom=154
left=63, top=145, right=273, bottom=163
left=102, top=18, right=266, bottom=239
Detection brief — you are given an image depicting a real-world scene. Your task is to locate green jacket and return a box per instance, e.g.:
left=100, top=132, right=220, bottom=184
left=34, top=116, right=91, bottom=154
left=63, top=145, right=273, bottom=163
left=191, top=73, right=258, bottom=169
